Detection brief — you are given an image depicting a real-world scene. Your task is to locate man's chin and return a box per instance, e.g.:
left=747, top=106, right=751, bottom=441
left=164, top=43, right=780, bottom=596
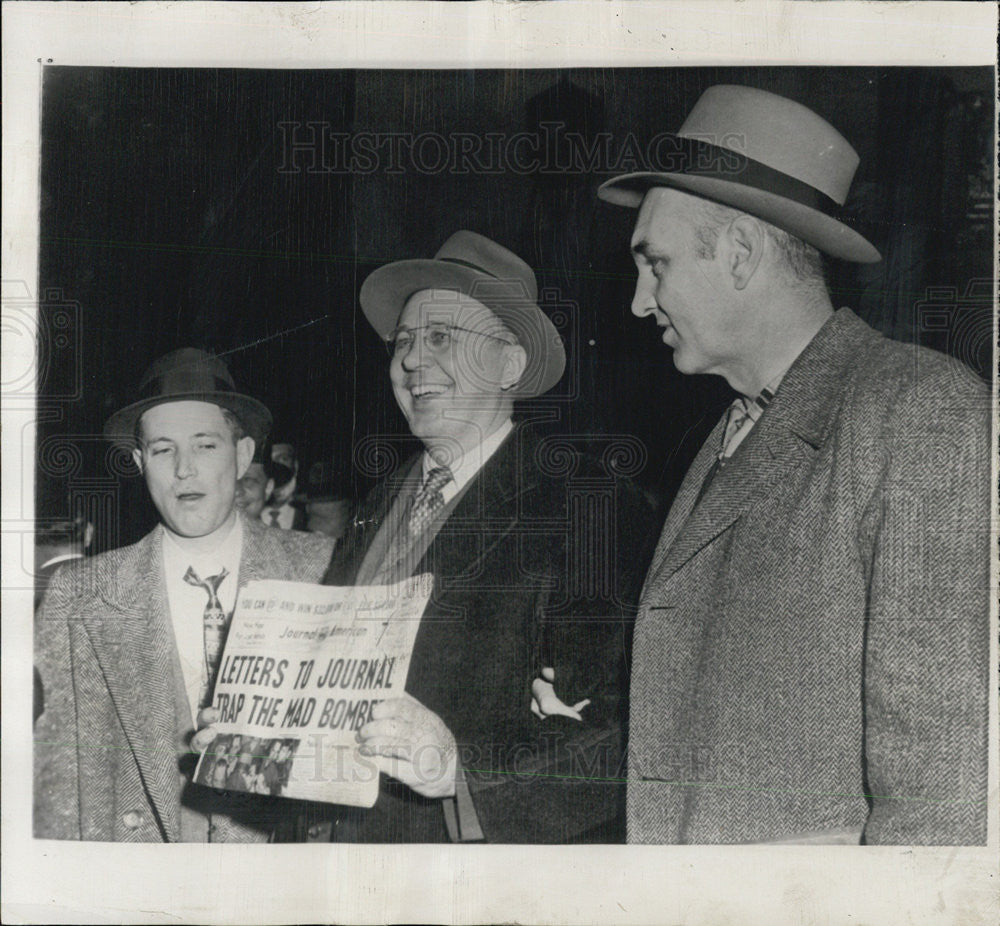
left=163, top=511, right=231, bottom=540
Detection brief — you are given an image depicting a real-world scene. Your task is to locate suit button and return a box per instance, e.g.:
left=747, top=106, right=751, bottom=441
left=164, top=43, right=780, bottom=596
left=122, top=810, right=144, bottom=830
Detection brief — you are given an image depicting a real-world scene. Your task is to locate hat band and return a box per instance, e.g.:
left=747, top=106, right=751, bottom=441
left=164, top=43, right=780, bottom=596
left=437, top=257, right=500, bottom=278
left=138, top=373, right=236, bottom=400
left=662, top=137, right=842, bottom=218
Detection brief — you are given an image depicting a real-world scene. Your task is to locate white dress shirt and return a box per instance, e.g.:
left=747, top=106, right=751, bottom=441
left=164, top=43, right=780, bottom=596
left=161, top=517, right=243, bottom=723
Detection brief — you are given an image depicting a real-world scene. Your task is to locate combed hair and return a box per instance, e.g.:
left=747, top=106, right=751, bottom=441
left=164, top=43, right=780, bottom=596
left=691, top=199, right=827, bottom=288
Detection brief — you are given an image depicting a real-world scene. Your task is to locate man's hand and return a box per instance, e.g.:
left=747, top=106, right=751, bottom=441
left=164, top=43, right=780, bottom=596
left=190, top=706, right=221, bottom=754
left=357, top=694, right=457, bottom=799
left=531, top=667, right=590, bottom=721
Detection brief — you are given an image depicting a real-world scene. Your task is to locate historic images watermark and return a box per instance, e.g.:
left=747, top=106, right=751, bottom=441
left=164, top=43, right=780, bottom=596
left=278, top=122, right=748, bottom=177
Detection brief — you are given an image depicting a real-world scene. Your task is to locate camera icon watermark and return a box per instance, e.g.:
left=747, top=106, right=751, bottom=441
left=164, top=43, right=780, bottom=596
left=2, top=280, right=82, bottom=404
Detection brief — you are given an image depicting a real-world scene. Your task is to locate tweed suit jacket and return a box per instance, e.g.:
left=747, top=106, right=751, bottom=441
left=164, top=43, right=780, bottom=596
left=629, top=308, right=990, bottom=845
left=304, top=423, right=654, bottom=843
left=34, top=515, right=334, bottom=842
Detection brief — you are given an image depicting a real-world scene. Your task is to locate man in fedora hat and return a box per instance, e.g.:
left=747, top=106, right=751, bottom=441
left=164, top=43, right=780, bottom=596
left=597, top=85, right=989, bottom=845
left=34, top=348, right=335, bottom=841
left=288, top=231, right=653, bottom=843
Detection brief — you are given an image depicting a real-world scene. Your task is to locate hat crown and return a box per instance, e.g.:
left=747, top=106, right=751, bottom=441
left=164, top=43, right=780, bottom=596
left=138, top=347, right=236, bottom=398
left=432, top=231, right=538, bottom=304
left=678, top=85, right=859, bottom=205
left=104, top=346, right=272, bottom=445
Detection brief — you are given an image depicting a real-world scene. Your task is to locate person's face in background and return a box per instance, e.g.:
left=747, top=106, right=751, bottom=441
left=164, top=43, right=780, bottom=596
left=235, top=462, right=274, bottom=520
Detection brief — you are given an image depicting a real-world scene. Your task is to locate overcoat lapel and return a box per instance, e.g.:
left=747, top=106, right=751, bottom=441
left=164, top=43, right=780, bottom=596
left=648, top=309, right=870, bottom=584
left=416, top=427, right=536, bottom=582
left=642, top=414, right=727, bottom=585
left=240, top=515, right=290, bottom=585
left=81, top=528, right=181, bottom=841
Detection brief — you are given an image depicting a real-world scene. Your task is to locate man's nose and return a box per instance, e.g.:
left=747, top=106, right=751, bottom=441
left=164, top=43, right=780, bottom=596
left=175, top=450, right=197, bottom=478
left=631, top=278, right=657, bottom=318
left=399, top=335, right=430, bottom=369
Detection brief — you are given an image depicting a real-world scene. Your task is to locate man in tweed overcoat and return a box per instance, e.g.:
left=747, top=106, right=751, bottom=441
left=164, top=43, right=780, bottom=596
left=597, top=85, right=989, bottom=844
left=34, top=349, right=334, bottom=841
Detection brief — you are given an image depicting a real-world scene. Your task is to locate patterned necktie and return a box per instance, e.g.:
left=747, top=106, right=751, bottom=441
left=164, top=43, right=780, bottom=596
left=184, top=565, right=230, bottom=709
left=407, top=465, right=453, bottom=537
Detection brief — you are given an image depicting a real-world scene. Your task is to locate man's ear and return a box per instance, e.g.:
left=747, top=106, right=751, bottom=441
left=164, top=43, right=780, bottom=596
left=500, top=343, right=528, bottom=391
left=83, top=522, right=95, bottom=551
left=131, top=447, right=144, bottom=474
left=265, top=478, right=275, bottom=500
left=236, top=437, right=255, bottom=480
left=724, top=215, right=766, bottom=291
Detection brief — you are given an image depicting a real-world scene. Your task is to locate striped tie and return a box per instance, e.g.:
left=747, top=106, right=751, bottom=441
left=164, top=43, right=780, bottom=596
left=407, top=466, right=453, bottom=537
left=184, top=565, right=230, bottom=709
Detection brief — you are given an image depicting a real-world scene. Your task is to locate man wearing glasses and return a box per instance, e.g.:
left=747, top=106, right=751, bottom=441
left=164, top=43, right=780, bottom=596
left=291, top=231, right=652, bottom=844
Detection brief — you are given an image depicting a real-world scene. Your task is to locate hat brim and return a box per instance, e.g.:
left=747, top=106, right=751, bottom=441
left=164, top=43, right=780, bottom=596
left=104, top=392, right=273, bottom=448
left=598, top=172, right=881, bottom=264
left=360, top=259, right=566, bottom=398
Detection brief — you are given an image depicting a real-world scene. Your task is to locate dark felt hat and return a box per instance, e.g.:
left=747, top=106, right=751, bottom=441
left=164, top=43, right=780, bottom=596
left=103, top=348, right=272, bottom=447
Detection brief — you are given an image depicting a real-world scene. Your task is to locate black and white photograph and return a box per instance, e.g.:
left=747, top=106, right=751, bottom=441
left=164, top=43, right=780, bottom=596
left=3, top=2, right=996, bottom=924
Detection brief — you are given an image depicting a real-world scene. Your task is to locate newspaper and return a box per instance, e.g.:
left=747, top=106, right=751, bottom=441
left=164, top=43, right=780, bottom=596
left=193, top=574, right=431, bottom=807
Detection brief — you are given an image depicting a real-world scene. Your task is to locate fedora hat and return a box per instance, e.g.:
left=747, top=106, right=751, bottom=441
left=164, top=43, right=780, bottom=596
left=359, top=231, right=566, bottom=397
left=103, top=348, right=272, bottom=447
left=598, top=85, right=881, bottom=263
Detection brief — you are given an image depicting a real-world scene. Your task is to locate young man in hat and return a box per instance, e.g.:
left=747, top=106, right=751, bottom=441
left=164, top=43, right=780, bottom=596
left=597, top=85, right=989, bottom=845
left=34, top=348, right=335, bottom=842
left=288, top=231, right=653, bottom=843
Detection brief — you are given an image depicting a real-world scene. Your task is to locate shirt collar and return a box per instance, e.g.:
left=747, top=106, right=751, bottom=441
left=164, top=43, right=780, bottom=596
left=421, top=418, right=514, bottom=501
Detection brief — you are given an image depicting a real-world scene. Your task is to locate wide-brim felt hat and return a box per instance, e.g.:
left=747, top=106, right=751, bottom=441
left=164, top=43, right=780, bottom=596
left=598, top=85, right=881, bottom=263
left=103, top=347, right=272, bottom=447
left=359, top=230, right=566, bottom=397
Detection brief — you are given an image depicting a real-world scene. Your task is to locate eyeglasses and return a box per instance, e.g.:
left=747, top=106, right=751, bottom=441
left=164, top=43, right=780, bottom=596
left=385, top=323, right=513, bottom=356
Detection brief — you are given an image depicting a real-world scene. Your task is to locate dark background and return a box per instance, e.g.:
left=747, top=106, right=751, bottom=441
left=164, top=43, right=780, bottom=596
left=35, top=66, right=994, bottom=551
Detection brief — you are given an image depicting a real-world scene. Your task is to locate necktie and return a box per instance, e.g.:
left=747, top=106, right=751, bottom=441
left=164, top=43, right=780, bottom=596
left=694, top=399, right=753, bottom=508
left=720, top=397, right=752, bottom=459
left=184, top=565, right=230, bottom=709
left=268, top=509, right=281, bottom=527
left=407, top=466, right=453, bottom=537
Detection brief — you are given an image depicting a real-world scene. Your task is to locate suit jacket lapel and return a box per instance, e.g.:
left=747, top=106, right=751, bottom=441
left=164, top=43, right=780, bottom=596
left=651, top=309, right=868, bottom=582
left=82, top=527, right=182, bottom=841
left=419, top=425, right=536, bottom=582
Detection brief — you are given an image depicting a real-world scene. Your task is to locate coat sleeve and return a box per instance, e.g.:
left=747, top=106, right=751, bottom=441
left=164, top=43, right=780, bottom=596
left=859, top=366, right=990, bottom=845
left=33, top=566, right=84, bottom=839
left=458, top=477, right=657, bottom=844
